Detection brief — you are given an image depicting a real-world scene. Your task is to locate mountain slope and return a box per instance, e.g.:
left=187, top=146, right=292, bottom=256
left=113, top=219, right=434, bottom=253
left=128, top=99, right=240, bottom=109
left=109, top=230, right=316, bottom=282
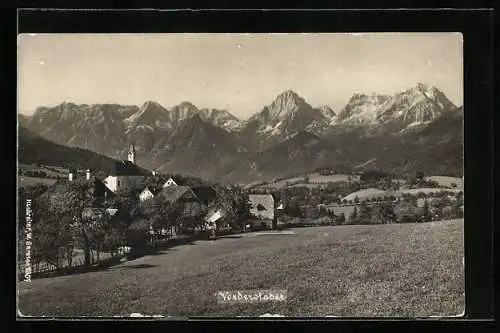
left=219, top=130, right=342, bottom=183
left=221, top=106, right=463, bottom=183
left=26, top=103, right=138, bottom=157
left=18, top=126, right=136, bottom=176
left=141, top=114, right=248, bottom=179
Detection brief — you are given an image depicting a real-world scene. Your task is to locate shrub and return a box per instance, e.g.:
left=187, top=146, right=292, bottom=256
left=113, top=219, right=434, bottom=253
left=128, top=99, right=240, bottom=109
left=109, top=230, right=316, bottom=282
left=400, top=215, right=416, bottom=223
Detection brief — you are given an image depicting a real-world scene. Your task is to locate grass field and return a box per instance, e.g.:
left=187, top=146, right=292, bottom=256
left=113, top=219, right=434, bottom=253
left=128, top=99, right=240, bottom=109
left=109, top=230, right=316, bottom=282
left=18, top=176, right=58, bottom=188
left=342, top=188, right=389, bottom=201
left=424, top=176, right=464, bottom=190
left=18, top=219, right=464, bottom=318
left=397, top=188, right=462, bottom=196
left=256, top=173, right=356, bottom=190
left=307, top=172, right=358, bottom=184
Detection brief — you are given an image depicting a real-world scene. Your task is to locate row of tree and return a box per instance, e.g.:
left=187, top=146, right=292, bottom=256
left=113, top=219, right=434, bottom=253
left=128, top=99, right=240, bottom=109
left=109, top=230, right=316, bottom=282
left=18, top=180, right=251, bottom=271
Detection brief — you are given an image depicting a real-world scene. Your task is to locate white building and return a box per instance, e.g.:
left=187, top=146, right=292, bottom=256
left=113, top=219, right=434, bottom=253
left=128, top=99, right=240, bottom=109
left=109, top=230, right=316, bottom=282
left=104, top=143, right=148, bottom=193
left=163, top=176, right=180, bottom=187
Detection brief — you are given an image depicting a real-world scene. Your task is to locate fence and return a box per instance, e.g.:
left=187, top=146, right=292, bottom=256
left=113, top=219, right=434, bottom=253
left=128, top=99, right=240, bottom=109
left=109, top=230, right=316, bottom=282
left=18, top=247, right=131, bottom=280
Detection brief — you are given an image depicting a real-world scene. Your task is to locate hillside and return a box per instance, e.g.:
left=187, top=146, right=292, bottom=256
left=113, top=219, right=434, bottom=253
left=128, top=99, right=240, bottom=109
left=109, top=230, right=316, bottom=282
left=19, top=220, right=464, bottom=317
left=219, top=131, right=341, bottom=184
left=18, top=126, right=144, bottom=176
left=141, top=114, right=248, bottom=180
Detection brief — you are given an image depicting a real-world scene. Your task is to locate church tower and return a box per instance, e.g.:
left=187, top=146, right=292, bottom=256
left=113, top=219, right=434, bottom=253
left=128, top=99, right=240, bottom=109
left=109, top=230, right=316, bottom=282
left=127, top=143, right=136, bottom=163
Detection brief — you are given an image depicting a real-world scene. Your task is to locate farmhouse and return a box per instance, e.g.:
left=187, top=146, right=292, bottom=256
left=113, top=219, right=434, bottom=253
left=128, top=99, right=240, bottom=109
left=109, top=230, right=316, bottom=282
left=248, top=194, right=276, bottom=229
left=103, top=143, right=149, bottom=193
left=204, top=207, right=227, bottom=230
left=162, top=176, right=183, bottom=188
left=138, top=186, right=162, bottom=202
left=158, top=185, right=202, bottom=210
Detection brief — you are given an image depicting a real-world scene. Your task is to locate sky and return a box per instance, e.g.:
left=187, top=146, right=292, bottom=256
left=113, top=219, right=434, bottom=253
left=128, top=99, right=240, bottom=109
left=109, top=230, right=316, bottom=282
left=18, top=33, right=463, bottom=119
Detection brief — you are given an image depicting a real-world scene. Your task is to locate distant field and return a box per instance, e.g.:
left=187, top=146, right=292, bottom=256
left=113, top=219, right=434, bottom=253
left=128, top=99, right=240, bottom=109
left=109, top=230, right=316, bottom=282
left=263, top=177, right=305, bottom=189
left=341, top=187, right=462, bottom=202
left=398, top=188, right=462, bottom=196
left=307, top=172, right=358, bottom=184
left=18, top=219, right=464, bottom=317
left=425, top=176, right=464, bottom=190
left=288, top=183, right=327, bottom=189
left=18, top=176, right=58, bottom=188
left=257, top=173, right=356, bottom=190
left=19, top=163, right=68, bottom=177
left=342, top=188, right=389, bottom=201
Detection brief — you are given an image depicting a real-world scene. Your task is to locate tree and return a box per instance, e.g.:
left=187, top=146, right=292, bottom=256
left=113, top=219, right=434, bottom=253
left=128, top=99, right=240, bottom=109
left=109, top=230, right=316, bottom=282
left=318, top=205, right=329, bottom=218
left=374, top=203, right=397, bottom=224
left=348, top=206, right=358, bottom=224
left=213, top=185, right=251, bottom=231
left=451, top=198, right=464, bottom=219
left=285, top=200, right=302, bottom=218
left=358, top=201, right=372, bottom=224
left=337, top=212, right=346, bottom=225
left=422, top=200, right=432, bottom=222
left=328, top=207, right=335, bottom=220
left=32, top=196, right=74, bottom=268
left=49, top=179, right=106, bottom=266
left=354, top=195, right=360, bottom=204
left=85, top=208, right=115, bottom=261
left=182, top=201, right=208, bottom=231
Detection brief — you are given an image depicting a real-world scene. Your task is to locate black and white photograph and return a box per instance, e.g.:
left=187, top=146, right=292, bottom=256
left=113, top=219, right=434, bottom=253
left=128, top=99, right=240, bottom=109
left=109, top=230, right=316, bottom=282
left=17, top=33, right=464, bottom=318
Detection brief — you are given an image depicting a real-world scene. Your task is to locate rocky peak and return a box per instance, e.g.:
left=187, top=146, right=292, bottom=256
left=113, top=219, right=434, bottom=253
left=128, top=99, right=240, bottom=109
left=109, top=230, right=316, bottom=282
left=317, top=105, right=336, bottom=119
left=271, top=90, right=306, bottom=111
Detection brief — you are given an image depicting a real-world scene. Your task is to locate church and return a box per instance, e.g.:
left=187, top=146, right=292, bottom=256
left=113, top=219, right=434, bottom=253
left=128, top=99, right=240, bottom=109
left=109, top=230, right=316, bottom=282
left=104, top=143, right=149, bottom=193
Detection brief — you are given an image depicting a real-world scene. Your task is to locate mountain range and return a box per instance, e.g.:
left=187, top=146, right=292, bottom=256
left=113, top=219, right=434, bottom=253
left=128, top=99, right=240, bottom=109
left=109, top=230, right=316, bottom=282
left=20, top=83, right=463, bottom=183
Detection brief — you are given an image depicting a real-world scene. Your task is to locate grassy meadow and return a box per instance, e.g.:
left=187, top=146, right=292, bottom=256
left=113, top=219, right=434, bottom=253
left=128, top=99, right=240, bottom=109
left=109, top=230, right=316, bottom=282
left=18, top=219, right=464, bottom=318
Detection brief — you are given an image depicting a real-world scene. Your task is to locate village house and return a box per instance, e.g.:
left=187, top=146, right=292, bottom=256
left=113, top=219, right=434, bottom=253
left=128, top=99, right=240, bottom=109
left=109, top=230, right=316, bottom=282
left=104, top=143, right=149, bottom=193
left=204, top=207, right=227, bottom=231
left=138, top=186, right=162, bottom=202
left=162, top=176, right=182, bottom=188
left=248, top=194, right=276, bottom=230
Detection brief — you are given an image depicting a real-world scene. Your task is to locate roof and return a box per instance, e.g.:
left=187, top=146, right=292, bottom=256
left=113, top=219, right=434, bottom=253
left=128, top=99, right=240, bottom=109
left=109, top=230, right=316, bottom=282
left=191, top=186, right=217, bottom=204
left=158, top=185, right=199, bottom=203
left=249, top=194, right=275, bottom=220
left=110, top=160, right=147, bottom=176
left=82, top=207, right=120, bottom=219
left=162, top=176, right=184, bottom=186
left=142, top=186, right=162, bottom=196
left=205, top=208, right=225, bottom=223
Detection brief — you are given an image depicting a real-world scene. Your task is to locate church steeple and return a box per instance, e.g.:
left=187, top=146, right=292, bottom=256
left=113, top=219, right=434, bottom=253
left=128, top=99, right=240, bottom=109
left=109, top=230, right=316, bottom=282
left=127, top=143, right=136, bottom=163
